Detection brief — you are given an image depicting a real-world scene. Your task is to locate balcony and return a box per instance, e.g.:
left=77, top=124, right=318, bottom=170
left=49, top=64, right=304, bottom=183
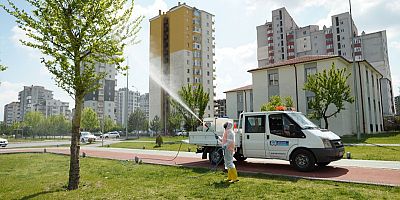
left=267, top=33, right=273, bottom=37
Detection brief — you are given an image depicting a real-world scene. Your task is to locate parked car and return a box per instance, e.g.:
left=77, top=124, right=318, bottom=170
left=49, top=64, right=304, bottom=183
left=175, top=130, right=187, bottom=136
left=0, top=138, right=8, bottom=147
left=80, top=132, right=96, bottom=143
left=100, top=131, right=120, bottom=139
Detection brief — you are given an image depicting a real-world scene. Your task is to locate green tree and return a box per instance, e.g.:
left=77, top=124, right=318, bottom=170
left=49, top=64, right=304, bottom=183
left=1, top=0, right=142, bottom=189
left=260, top=96, right=294, bottom=111
left=150, top=115, right=161, bottom=135
left=304, top=63, right=354, bottom=129
left=23, top=111, right=45, bottom=137
left=104, top=116, right=116, bottom=133
left=81, top=108, right=99, bottom=132
left=168, top=111, right=183, bottom=135
left=128, top=109, right=146, bottom=134
left=172, top=84, right=210, bottom=131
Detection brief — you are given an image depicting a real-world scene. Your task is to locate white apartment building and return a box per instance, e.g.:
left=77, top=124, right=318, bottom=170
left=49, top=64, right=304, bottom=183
left=224, top=85, right=253, bottom=120
left=245, top=55, right=383, bottom=136
left=45, top=99, right=71, bottom=120
left=149, top=2, right=216, bottom=131
left=116, top=88, right=140, bottom=126
left=257, top=7, right=394, bottom=116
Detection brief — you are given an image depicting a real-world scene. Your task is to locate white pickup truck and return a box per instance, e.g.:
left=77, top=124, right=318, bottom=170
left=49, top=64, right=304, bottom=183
left=189, top=111, right=344, bottom=171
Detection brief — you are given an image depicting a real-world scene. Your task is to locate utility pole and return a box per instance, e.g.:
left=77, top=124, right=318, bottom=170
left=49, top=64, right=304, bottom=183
left=349, top=0, right=361, bottom=140
left=126, top=58, right=129, bottom=140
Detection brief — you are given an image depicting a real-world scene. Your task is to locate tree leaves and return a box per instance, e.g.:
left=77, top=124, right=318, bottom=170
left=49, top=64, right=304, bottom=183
left=80, top=107, right=99, bottom=131
left=303, top=63, right=354, bottom=129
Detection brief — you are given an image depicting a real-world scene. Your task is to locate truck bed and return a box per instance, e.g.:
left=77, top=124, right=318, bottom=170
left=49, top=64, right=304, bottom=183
left=189, top=131, right=241, bottom=147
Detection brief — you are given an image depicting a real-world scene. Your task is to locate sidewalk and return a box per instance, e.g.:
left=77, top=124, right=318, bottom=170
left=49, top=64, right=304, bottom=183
left=1, top=147, right=399, bottom=186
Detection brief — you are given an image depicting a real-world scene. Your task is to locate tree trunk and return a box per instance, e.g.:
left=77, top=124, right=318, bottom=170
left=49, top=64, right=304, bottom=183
left=323, top=116, right=329, bottom=129
left=68, top=96, right=83, bottom=190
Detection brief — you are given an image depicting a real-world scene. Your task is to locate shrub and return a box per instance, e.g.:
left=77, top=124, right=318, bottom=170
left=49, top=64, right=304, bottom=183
left=155, top=134, right=163, bottom=147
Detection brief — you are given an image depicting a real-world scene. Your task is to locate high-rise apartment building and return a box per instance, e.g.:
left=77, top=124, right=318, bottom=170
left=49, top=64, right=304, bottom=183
left=139, top=93, right=149, bottom=120
left=18, top=85, right=53, bottom=120
left=214, top=99, right=227, bottom=118
left=115, top=88, right=140, bottom=126
left=257, top=7, right=394, bottom=115
left=149, top=2, right=215, bottom=131
left=4, top=102, right=20, bottom=126
left=45, top=99, right=71, bottom=119
left=84, top=62, right=117, bottom=122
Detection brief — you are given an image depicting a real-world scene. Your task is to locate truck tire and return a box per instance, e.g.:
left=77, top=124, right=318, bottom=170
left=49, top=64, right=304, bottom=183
left=234, top=153, right=247, bottom=162
left=209, top=148, right=223, bottom=165
left=290, top=149, right=316, bottom=172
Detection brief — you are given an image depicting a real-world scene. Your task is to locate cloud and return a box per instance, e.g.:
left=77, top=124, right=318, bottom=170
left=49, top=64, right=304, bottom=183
left=0, top=81, right=26, bottom=121
left=135, top=0, right=168, bottom=19
left=214, top=41, right=257, bottom=99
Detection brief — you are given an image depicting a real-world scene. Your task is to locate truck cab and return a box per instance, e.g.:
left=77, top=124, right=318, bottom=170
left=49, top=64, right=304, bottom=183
left=189, top=111, right=344, bottom=172
left=238, top=111, right=344, bottom=171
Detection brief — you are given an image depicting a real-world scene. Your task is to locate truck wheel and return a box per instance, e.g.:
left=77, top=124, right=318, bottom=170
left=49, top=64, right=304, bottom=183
left=209, top=148, right=223, bottom=165
left=290, top=149, right=316, bottom=172
left=317, top=162, right=331, bottom=167
left=234, top=153, right=247, bottom=162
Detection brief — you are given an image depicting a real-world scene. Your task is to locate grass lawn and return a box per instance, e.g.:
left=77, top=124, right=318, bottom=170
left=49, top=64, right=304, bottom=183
left=344, top=146, right=400, bottom=161
left=109, top=141, right=197, bottom=152
left=132, top=135, right=188, bottom=142
left=341, top=132, right=400, bottom=144
left=1, top=153, right=399, bottom=199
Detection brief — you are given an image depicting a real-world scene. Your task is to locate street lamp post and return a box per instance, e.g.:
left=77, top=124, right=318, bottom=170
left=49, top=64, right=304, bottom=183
left=126, top=58, right=129, bottom=140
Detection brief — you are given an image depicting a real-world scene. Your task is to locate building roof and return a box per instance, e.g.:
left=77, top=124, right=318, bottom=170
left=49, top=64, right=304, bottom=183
left=224, top=85, right=252, bottom=93
left=248, top=55, right=350, bottom=73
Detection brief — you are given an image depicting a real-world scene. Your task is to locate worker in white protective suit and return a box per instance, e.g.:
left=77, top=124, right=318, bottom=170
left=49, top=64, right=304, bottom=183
left=219, top=122, right=239, bottom=183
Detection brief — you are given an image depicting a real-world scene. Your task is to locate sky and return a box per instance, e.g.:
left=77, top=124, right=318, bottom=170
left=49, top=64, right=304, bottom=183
left=1, top=0, right=399, bottom=120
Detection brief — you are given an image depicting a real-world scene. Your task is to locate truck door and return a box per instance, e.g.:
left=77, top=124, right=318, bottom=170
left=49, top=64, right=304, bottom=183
left=267, top=114, right=301, bottom=159
left=243, top=114, right=266, bottom=158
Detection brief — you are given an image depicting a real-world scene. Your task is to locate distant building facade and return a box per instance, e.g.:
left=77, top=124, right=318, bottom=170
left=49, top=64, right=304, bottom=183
left=4, top=102, right=20, bottom=126
left=115, top=88, right=140, bottom=126
left=18, top=85, right=53, bottom=120
left=84, top=62, right=117, bottom=122
left=395, top=96, right=400, bottom=115
left=45, top=99, right=71, bottom=120
left=214, top=99, right=227, bottom=118
left=257, top=7, right=394, bottom=116
left=139, top=93, right=150, bottom=120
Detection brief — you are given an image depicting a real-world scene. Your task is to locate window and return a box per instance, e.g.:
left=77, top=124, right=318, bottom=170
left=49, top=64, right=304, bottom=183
left=187, top=78, right=190, bottom=83
left=269, top=73, right=279, bottom=86
left=337, top=35, right=340, bottom=41
left=187, top=60, right=189, bottom=65
left=338, top=50, right=341, bottom=55
left=245, top=115, right=266, bottom=133
left=187, top=69, right=190, bottom=73
left=303, top=31, right=306, bottom=35
left=305, top=67, right=317, bottom=81
left=207, top=71, right=210, bottom=76
left=336, top=27, right=339, bottom=34
left=268, top=114, right=303, bottom=138
left=281, top=54, right=284, bottom=59
left=338, top=43, right=341, bottom=49
left=306, top=96, right=315, bottom=110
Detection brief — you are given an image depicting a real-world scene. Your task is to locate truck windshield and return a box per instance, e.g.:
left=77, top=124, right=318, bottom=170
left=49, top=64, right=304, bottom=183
left=286, top=113, right=318, bottom=129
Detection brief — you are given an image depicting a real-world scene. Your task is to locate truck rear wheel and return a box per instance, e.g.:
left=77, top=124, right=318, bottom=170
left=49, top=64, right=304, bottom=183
left=234, top=153, right=247, bottom=162
left=209, top=148, right=223, bottom=165
left=290, top=149, right=316, bottom=172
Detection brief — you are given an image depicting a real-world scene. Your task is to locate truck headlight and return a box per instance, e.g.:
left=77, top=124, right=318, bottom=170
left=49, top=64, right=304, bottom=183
left=321, top=138, right=332, bottom=148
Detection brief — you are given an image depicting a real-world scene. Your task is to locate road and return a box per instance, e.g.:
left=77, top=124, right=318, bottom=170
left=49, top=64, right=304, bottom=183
left=2, top=138, right=122, bottom=148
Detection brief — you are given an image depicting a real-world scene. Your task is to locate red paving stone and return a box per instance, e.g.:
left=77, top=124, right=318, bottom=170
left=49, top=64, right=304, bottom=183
left=1, top=148, right=399, bottom=186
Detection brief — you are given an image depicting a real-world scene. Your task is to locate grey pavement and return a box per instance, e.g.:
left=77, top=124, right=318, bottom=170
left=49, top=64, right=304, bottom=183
left=5, top=141, right=71, bottom=148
